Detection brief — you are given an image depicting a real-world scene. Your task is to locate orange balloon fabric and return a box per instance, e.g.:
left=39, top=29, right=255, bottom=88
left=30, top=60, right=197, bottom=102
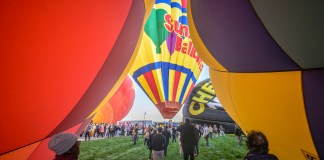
left=92, top=76, right=135, bottom=124
left=0, top=0, right=145, bottom=155
left=0, top=122, right=83, bottom=160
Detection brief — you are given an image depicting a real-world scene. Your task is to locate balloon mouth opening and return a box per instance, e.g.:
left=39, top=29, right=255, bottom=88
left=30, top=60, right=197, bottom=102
left=156, top=101, right=182, bottom=119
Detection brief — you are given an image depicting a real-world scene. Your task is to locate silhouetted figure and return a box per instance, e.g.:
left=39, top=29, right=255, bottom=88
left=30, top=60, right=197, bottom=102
left=244, top=130, right=279, bottom=160
left=147, top=129, right=157, bottom=160
left=177, top=118, right=197, bottom=160
left=162, top=126, right=171, bottom=156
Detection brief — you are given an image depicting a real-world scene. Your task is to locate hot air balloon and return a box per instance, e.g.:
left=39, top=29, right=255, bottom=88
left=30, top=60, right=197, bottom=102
left=188, top=0, right=324, bottom=159
left=182, top=78, right=235, bottom=133
left=92, top=75, right=135, bottom=124
left=130, top=0, right=203, bottom=119
left=0, top=0, right=152, bottom=158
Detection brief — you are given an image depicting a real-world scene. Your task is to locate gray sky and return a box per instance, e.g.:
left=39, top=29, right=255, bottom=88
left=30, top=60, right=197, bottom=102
left=123, top=65, right=210, bottom=122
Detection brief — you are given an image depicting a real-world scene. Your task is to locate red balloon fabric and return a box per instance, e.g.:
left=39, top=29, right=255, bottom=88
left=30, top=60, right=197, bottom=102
left=92, top=76, right=135, bottom=124
left=0, top=0, right=145, bottom=156
left=0, top=122, right=83, bottom=160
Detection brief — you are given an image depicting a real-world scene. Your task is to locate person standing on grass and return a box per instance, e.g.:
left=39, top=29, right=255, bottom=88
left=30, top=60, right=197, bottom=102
left=95, top=123, right=99, bottom=138
left=117, top=125, right=122, bottom=137
left=177, top=118, right=197, bottom=160
left=149, top=125, right=153, bottom=135
left=152, top=127, right=166, bottom=160
left=213, top=124, right=219, bottom=138
left=142, top=125, right=145, bottom=138
left=209, top=125, right=213, bottom=139
left=125, top=124, right=128, bottom=136
left=199, top=125, right=204, bottom=138
left=178, top=131, right=183, bottom=156
left=203, top=124, right=209, bottom=147
left=132, top=124, right=139, bottom=145
left=129, top=125, right=133, bottom=137
left=219, top=125, right=226, bottom=136
left=97, top=123, right=105, bottom=139
left=234, top=124, right=243, bottom=145
left=144, top=127, right=149, bottom=145
left=108, top=124, right=112, bottom=138
left=162, top=126, right=171, bottom=156
left=193, top=125, right=200, bottom=156
left=104, top=123, right=108, bottom=138
left=90, top=123, right=95, bottom=139
left=84, top=122, right=92, bottom=141
left=147, top=129, right=157, bottom=160
left=171, top=126, right=177, bottom=143
left=121, top=124, right=125, bottom=136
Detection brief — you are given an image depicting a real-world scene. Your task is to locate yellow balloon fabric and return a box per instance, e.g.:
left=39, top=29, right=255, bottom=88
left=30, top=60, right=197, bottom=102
left=188, top=0, right=323, bottom=159
left=210, top=70, right=317, bottom=159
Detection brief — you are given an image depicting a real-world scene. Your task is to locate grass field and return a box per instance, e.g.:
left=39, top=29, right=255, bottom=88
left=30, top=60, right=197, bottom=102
left=79, top=135, right=247, bottom=160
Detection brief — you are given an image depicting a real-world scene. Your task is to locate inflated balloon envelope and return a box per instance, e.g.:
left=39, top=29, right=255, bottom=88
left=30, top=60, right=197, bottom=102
left=188, top=0, right=324, bottom=159
left=183, top=78, right=235, bottom=133
left=92, top=75, right=135, bottom=124
left=130, top=0, right=203, bottom=119
left=0, top=0, right=153, bottom=159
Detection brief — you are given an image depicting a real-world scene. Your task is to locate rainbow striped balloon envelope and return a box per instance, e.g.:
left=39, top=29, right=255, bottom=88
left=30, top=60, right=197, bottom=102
left=130, top=0, right=203, bottom=119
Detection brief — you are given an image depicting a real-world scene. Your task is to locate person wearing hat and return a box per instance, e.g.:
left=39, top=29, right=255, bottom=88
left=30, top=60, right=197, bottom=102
left=48, top=132, right=80, bottom=160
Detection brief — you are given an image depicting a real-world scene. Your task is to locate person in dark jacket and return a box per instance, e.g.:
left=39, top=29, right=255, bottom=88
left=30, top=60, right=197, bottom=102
left=152, top=127, right=166, bottom=160
left=84, top=123, right=92, bottom=141
left=244, top=130, right=279, bottom=160
left=193, top=126, right=200, bottom=156
left=171, top=127, right=177, bottom=142
left=132, top=124, right=139, bottom=145
left=147, top=129, right=157, bottom=160
left=162, top=126, right=171, bottom=156
left=177, top=118, right=197, bottom=160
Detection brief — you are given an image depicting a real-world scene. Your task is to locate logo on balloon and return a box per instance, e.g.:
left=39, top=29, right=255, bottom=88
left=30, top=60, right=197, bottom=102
left=189, top=101, right=205, bottom=115
left=144, top=7, right=203, bottom=70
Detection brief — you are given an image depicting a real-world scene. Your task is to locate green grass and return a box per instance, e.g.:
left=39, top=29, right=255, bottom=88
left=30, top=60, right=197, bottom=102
left=79, top=135, right=247, bottom=160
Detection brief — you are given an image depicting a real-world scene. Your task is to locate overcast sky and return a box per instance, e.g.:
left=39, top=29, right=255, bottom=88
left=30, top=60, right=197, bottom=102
left=123, top=65, right=210, bottom=122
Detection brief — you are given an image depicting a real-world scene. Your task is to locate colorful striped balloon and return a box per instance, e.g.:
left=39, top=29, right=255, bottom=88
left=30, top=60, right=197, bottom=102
left=130, top=0, right=203, bottom=119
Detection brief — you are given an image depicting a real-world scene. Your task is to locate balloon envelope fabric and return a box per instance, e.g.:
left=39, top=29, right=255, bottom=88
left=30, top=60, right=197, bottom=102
left=0, top=0, right=145, bottom=156
left=130, top=0, right=203, bottom=119
left=188, top=0, right=324, bottom=159
left=0, top=119, right=86, bottom=160
left=92, top=75, right=135, bottom=124
left=182, top=78, right=235, bottom=132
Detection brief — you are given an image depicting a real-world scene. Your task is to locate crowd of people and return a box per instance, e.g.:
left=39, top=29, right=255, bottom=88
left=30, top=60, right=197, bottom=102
left=80, top=122, right=146, bottom=141
left=47, top=119, right=278, bottom=160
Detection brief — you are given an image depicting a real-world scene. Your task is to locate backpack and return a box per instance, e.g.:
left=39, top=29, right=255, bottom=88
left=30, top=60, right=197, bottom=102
left=86, top=125, right=92, bottom=132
